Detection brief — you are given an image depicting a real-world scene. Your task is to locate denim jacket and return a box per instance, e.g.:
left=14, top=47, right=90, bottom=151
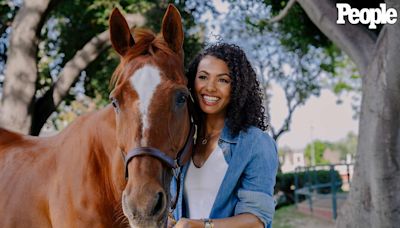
left=170, top=123, right=278, bottom=227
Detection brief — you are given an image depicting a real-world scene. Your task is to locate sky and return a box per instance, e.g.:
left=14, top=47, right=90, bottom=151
left=209, top=0, right=359, bottom=150
left=0, top=1, right=359, bottom=149
left=269, top=84, right=358, bottom=149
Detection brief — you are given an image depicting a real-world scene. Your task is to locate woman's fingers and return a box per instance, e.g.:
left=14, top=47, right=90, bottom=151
left=167, top=214, right=177, bottom=228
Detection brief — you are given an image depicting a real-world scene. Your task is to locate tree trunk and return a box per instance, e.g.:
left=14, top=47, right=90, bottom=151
left=296, top=0, right=400, bottom=227
left=29, top=30, right=111, bottom=135
left=0, top=0, right=55, bottom=134
left=29, top=14, right=145, bottom=136
left=0, top=0, right=145, bottom=135
left=296, top=0, right=376, bottom=74
left=337, top=3, right=400, bottom=227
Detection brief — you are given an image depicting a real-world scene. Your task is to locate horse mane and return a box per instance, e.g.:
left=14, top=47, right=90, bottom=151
left=110, top=28, right=183, bottom=91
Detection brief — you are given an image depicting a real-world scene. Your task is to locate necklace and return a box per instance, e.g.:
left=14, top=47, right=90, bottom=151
left=201, top=130, right=222, bottom=145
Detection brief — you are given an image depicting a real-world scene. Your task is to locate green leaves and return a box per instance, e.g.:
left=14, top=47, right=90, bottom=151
left=304, top=133, right=357, bottom=166
left=264, top=0, right=332, bottom=53
left=36, top=0, right=206, bottom=106
left=333, top=81, right=353, bottom=94
left=304, top=140, right=330, bottom=165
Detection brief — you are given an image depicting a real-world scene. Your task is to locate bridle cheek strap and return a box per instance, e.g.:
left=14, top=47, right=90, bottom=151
left=123, top=122, right=196, bottom=210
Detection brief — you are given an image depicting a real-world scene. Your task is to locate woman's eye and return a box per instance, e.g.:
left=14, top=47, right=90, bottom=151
left=219, top=78, right=230, bottom=84
left=198, top=75, right=207, bottom=80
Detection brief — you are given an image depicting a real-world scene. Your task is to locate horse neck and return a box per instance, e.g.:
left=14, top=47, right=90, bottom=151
left=61, top=105, right=125, bottom=201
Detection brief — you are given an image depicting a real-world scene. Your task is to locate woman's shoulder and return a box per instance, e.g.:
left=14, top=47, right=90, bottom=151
left=239, top=126, right=277, bottom=156
left=240, top=126, right=274, bottom=143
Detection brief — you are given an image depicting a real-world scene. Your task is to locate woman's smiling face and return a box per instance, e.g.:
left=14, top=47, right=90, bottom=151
left=194, top=55, right=232, bottom=116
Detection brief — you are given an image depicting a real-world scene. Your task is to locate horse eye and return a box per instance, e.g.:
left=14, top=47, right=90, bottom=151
left=176, top=93, right=187, bottom=105
left=111, top=99, right=119, bottom=108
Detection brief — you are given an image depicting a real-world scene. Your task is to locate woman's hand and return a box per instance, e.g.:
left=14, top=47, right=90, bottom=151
left=167, top=214, right=177, bottom=228
left=174, top=218, right=204, bottom=228
left=173, top=213, right=264, bottom=228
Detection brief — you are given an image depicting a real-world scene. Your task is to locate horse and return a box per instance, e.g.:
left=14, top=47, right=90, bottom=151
left=0, top=4, right=195, bottom=228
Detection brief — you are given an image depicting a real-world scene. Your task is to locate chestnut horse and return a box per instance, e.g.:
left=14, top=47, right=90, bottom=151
left=0, top=5, right=194, bottom=228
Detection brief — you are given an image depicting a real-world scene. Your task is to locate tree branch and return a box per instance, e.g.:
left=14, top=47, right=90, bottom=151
left=30, top=13, right=145, bottom=135
left=297, top=0, right=377, bottom=75
left=273, top=101, right=299, bottom=140
left=52, top=13, right=145, bottom=106
left=31, top=29, right=111, bottom=135
left=52, top=30, right=110, bottom=106
left=268, top=0, right=297, bottom=23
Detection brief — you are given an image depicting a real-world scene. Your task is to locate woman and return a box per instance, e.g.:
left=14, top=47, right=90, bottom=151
left=170, top=43, right=278, bottom=228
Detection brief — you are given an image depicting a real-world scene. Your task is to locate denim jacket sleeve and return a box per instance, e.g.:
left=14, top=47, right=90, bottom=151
left=234, top=130, right=278, bottom=228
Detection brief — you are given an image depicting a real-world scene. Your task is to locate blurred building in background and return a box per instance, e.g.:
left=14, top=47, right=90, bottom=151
left=280, top=148, right=305, bottom=173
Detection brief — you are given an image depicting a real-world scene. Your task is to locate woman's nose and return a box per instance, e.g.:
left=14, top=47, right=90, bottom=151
left=205, top=79, right=217, bottom=92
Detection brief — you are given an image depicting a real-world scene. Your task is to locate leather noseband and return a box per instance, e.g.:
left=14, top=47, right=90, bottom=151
left=111, top=96, right=197, bottom=211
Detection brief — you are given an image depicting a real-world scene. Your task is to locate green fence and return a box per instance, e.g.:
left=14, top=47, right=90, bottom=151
left=293, top=164, right=353, bottom=220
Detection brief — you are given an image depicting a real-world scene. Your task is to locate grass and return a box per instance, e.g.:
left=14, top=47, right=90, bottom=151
left=272, top=205, right=303, bottom=228
left=272, top=205, right=335, bottom=228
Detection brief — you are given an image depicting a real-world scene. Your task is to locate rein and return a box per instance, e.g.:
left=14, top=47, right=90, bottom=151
left=111, top=95, right=197, bottom=211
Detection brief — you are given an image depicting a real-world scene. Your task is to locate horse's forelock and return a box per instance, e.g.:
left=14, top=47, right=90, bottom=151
left=110, top=28, right=184, bottom=93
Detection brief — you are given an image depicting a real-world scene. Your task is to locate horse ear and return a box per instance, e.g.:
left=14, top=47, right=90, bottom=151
left=161, top=4, right=184, bottom=56
left=109, top=8, right=135, bottom=56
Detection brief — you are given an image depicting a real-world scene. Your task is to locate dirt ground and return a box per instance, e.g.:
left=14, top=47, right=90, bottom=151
left=273, top=205, right=335, bottom=228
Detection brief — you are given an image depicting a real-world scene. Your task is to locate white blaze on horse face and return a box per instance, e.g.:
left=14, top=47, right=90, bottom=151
left=130, top=65, right=161, bottom=145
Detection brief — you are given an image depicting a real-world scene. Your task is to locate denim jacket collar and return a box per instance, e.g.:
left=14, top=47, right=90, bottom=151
left=219, top=121, right=238, bottom=144
left=172, top=124, right=278, bottom=227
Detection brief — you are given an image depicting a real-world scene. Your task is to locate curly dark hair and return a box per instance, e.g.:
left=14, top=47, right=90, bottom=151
left=187, top=43, right=268, bottom=138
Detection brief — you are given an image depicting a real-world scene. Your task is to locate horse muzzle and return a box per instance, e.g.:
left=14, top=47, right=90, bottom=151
left=122, top=187, right=168, bottom=228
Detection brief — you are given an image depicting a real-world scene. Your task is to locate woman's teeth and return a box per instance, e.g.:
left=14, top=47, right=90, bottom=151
left=203, top=95, right=220, bottom=102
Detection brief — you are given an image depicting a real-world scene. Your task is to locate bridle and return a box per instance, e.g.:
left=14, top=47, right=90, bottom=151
left=111, top=94, right=197, bottom=211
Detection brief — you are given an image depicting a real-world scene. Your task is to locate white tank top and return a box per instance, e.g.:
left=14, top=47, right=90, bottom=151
left=183, top=145, right=228, bottom=219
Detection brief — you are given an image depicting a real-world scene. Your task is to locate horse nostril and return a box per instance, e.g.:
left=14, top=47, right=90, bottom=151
left=150, top=191, right=166, bottom=216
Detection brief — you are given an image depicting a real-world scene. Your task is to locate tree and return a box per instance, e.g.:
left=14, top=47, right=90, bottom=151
left=328, top=132, right=358, bottom=161
left=215, top=1, right=355, bottom=142
left=0, top=0, right=208, bottom=135
left=254, top=0, right=399, bottom=226
left=0, top=1, right=19, bottom=68
left=303, top=134, right=358, bottom=166
left=0, top=0, right=144, bottom=134
left=304, top=140, right=329, bottom=165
